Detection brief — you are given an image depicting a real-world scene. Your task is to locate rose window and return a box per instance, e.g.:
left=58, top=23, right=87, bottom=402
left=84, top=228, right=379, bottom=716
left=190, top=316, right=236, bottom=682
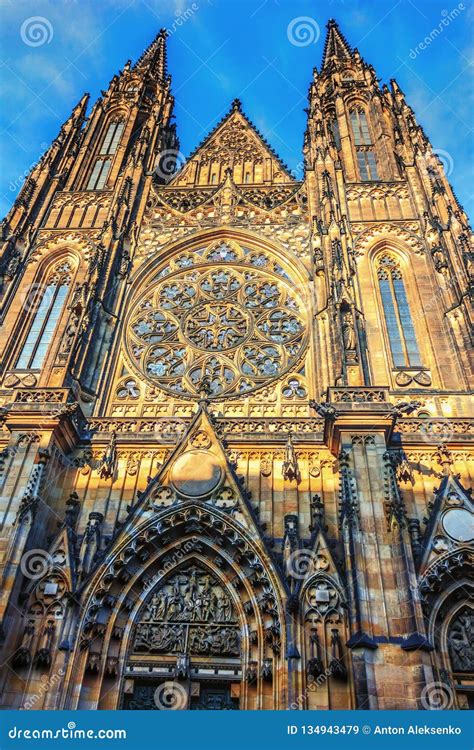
left=126, top=247, right=308, bottom=399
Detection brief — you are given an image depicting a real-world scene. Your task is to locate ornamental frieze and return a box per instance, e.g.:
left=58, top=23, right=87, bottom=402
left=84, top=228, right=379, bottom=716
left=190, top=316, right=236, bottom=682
left=351, top=222, right=424, bottom=256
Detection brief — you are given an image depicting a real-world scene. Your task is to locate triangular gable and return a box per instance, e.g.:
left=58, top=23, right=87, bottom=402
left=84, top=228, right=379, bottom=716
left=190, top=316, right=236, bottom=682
left=88, top=403, right=275, bottom=582
left=169, top=99, right=295, bottom=187
left=419, top=473, right=473, bottom=575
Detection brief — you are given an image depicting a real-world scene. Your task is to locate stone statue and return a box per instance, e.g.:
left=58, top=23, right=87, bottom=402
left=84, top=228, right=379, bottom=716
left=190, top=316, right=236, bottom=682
left=341, top=311, right=356, bottom=350
left=448, top=610, right=474, bottom=672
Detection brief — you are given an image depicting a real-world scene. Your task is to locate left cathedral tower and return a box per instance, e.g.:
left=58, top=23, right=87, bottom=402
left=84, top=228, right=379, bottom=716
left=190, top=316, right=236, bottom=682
left=0, top=29, right=177, bottom=397
left=0, top=31, right=178, bottom=707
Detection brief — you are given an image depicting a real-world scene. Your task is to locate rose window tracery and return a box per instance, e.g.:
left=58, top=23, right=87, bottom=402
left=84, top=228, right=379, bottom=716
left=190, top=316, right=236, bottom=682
left=126, top=243, right=308, bottom=399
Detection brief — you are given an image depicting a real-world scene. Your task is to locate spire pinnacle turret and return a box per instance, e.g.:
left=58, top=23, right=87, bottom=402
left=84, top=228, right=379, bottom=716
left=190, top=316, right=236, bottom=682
left=321, top=19, right=352, bottom=69
left=134, top=28, right=168, bottom=81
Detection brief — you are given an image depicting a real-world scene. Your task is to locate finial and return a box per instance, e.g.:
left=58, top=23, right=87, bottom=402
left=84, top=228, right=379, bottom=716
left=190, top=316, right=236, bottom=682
left=433, top=444, right=453, bottom=477
left=282, top=432, right=301, bottom=484
left=231, top=98, right=242, bottom=112
left=197, top=375, right=212, bottom=406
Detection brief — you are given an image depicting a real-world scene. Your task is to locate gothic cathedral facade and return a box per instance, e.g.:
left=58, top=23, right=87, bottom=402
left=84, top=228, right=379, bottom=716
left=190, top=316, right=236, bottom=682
left=0, top=21, right=472, bottom=711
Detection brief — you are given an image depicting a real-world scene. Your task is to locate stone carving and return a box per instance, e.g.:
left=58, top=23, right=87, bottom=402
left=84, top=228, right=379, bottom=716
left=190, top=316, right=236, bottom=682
left=305, top=577, right=342, bottom=623
left=448, top=609, right=474, bottom=673
left=307, top=629, right=325, bottom=679
left=142, top=570, right=236, bottom=624
left=395, top=370, right=432, bottom=387
left=282, top=433, right=301, bottom=483
left=170, top=450, right=222, bottom=498
left=341, top=310, right=356, bottom=351
left=328, top=628, right=347, bottom=680
left=330, top=388, right=387, bottom=403
left=133, top=568, right=240, bottom=657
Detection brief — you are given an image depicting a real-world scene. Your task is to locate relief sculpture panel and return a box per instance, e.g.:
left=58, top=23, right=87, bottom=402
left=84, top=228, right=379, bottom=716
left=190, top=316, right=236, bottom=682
left=133, top=568, right=240, bottom=657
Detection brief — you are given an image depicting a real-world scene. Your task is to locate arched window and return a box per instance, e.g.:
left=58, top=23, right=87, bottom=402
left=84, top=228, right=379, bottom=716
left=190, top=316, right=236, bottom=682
left=86, top=119, right=124, bottom=190
left=377, top=254, right=421, bottom=368
left=350, top=108, right=371, bottom=145
left=15, top=262, right=72, bottom=370
left=329, top=116, right=341, bottom=150
left=99, top=120, right=124, bottom=156
left=350, top=107, right=379, bottom=181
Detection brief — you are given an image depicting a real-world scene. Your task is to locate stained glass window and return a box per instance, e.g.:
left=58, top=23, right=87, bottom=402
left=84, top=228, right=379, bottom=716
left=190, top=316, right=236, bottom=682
left=377, top=255, right=421, bottom=368
left=100, top=121, right=124, bottom=155
left=350, top=109, right=371, bottom=145
left=86, top=119, right=124, bottom=190
left=350, top=108, right=379, bottom=181
left=86, top=158, right=111, bottom=190
left=16, top=264, right=71, bottom=370
left=357, top=151, right=378, bottom=181
left=126, top=241, right=308, bottom=399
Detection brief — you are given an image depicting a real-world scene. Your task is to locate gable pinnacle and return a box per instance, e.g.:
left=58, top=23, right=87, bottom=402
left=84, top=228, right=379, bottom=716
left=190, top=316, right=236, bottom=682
left=134, top=27, right=168, bottom=81
left=321, top=18, right=352, bottom=69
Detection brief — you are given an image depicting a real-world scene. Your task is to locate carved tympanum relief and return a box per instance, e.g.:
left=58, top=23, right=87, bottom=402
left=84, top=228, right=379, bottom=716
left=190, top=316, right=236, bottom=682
left=133, top=567, right=240, bottom=657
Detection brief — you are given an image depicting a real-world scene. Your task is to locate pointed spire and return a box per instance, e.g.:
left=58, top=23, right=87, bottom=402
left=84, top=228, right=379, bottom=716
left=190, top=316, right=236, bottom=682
left=321, top=19, right=352, bottom=69
left=134, top=28, right=168, bottom=81
left=70, top=92, right=89, bottom=121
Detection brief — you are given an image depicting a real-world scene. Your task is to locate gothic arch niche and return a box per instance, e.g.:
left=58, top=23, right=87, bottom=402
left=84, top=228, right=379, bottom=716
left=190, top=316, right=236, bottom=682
left=122, top=561, right=243, bottom=710
left=300, top=574, right=351, bottom=710
left=68, top=504, right=287, bottom=711
left=428, top=581, right=474, bottom=710
left=3, top=252, right=78, bottom=387
left=111, top=229, right=312, bottom=415
left=5, top=565, right=69, bottom=709
left=361, top=241, right=435, bottom=389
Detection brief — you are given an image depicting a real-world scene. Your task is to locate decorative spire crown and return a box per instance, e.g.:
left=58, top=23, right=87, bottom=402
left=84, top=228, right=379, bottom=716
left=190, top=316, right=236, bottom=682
left=134, top=27, right=168, bottom=81
left=321, top=19, right=353, bottom=69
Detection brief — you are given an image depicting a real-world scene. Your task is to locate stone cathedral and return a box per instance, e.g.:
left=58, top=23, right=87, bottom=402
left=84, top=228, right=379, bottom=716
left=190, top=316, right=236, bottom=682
left=0, top=20, right=472, bottom=712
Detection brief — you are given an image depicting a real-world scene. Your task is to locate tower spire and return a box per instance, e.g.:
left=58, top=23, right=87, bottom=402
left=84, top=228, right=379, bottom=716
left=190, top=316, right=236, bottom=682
left=321, top=19, right=352, bottom=69
left=134, top=28, right=168, bottom=81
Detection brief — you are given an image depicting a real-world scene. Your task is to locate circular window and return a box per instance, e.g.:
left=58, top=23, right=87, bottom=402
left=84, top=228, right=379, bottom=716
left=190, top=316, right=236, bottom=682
left=126, top=252, right=308, bottom=399
left=442, top=508, right=474, bottom=543
left=170, top=450, right=223, bottom=497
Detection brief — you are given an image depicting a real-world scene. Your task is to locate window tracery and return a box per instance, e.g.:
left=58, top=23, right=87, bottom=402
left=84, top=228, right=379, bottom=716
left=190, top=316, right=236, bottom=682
left=126, top=240, right=308, bottom=399
left=16, top=262, right=72, bottom=370
left=377, top=253, right=421, bottom=369
left=350, top=107, right=379, bottom=181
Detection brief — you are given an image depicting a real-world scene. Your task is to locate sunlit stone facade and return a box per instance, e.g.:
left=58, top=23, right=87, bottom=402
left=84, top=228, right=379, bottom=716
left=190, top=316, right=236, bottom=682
left=0, top=21, right=472, bottom=711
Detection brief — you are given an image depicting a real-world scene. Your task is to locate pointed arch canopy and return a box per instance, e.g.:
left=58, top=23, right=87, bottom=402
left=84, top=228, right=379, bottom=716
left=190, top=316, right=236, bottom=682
left=65, top=500, right=288, bottom=709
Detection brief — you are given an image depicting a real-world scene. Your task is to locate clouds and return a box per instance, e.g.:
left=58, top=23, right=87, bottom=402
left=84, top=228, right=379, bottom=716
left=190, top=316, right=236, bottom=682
left=0, top=0, right=472, bottom=218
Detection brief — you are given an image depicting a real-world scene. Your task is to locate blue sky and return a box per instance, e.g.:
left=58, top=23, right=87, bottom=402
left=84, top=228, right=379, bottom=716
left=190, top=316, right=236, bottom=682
left=1, top=0, right=473, bottom=218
